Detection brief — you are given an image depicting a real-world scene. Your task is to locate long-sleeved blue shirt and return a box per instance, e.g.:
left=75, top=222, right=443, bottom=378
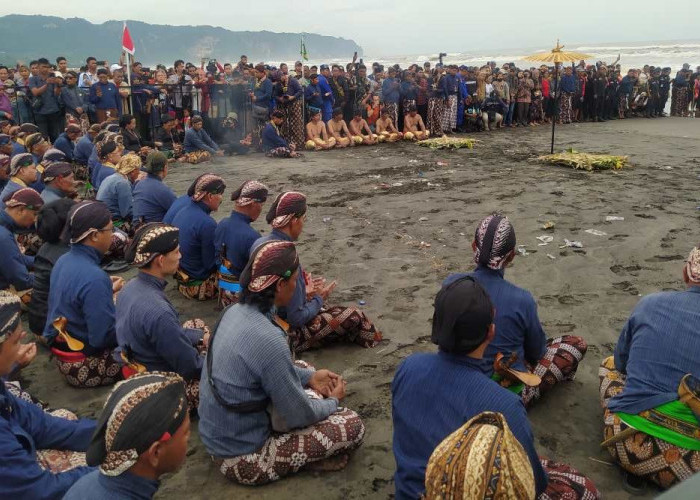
left=88, top=149, right=101, bottom=187
left=73, top=136, right=93, bottom=165
left=116, top=273, right=204, bottom=379
left=0, top=179, right=25, bottom=210
left=52, top=133, right=74, bottom=161
left=60, top=85, right=85, bottom=118
left=43, top=244, right=117, bottom=354
left=400, top=80, right=418, bottom=101
left=183, top=128, right=219, bottom=154
left=215, top=211, right=260, bottom=278
left=560, top=74, right=577, bottom=93
left=163, top=194, right=190, bottom=225
left=618, top=75, right=635, bottom=95
left=261, top=122, right=289, bottom=152
left=253, top=229, right=323, bottom=328
left=88, top=81, right=121, bottom=113
left=64, top=470, right=159, bottom=500
left=132, top=174, right=176, bottom=223
left=392, top=352, right=548, bottom=500
left=40, top=185, right=66, bottom=204
left=0, top=210, right=34, bottom=290
left=96, top=173, right=133, bottom=219
left=199, top=303, right=338, bottom=457
left=317, top=75, right=334, bottom=120
left=441, top=74, right=459, bottom=96
left=608, top=286, right=700, bottom=415
left=253, top=78, right=274, bottom=111
left=304, top=82, right=323, bottom=108
left=0, top=383, right=95, bottom=500
left=11, top=141, right=25, bottom=157
left=382, top=77, right=401, bottom=103
left=28, top=75, right=61, bottom=115
left=170, top=198, right=217, bottom=280
left=94, top=163, right=115, bottom=190
left=444, top=267, right=547, bottom=373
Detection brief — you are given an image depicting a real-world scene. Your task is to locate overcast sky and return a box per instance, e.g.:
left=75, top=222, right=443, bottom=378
left=1, top=1, right=697, bottom=56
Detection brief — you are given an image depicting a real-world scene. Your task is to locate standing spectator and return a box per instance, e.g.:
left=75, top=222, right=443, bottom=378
left=111, top=69, right=131, bottom=115
left=56, top=57, right=68, bottom=78
left=89, top=68, right=121, bottom=122
left=28, top=58, right=64, bottom=141
left=61, top=71, right=88, bottom=129
left=78, top=57, right=99, bottom=89
left=559, top=66, right=577, bottom=124
left=167, top=60, right=192, bottom=119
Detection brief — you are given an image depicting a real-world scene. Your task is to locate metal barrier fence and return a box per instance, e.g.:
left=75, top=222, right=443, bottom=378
left=4, top=82, right=258, bottom=143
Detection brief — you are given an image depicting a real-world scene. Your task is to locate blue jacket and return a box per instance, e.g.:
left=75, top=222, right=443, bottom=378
left=304, top=82, right=323, bottom=109
left=252, top=229, right=322, bottom=328
left=0, top=210, right=34, bottom=290
left=444, top=267, right=547, bottom=373
left=52, top=133, right=74, bottom=161
left=94, top=163, right=115, bottom=190
left=170, top=199, right=217, bottom=280
left=96, top=173, right=133, bottom=219
left=0, top=383, right=95, bottom=500
left=382, top=78, right=401, bottom=103
left=88, top=81, right=121, bottom=113
left=132, top=174, right=176, bottom=223
left=392, top=352, right=548, bottom=499
left=215, top=211, right=260, bottom=278
left=163, top=194, right=190, bottom=225
left=183, top=128, right=219, bottom=154
left=116, top=273, right=204, bottom=379
left=64, top=470, right=158, bottom=500
left=43, top=244, right=117, bottom=354
left=560, top=74, right=577, bottom=93
left=88, top=148, right=101, bottom=186
left=261, top=122, right=289, bottom=152
left=73, top=136, right=93, bottom=165
left=253, top=78, right=274, bottom=111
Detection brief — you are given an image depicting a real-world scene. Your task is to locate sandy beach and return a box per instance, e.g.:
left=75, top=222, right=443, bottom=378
left=18, top=116, right=700, bottom=499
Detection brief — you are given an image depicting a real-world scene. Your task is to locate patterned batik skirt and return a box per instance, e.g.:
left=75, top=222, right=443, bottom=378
left=17, top=232, right=43, bottom=256
left=289, top=305, right=382, bottom=353
left=441, top=95, right=458, bottom=132
left=181, top=151, right=212, bottom=164
left=520, top=335, right=588, bottom=406
left=54, top=349, right=123, bottom=388
left=175, top=269, right=218, bottom=301
left=559, top=92, right=574, bottom=123
left=529, top=95, right=544, bottom=122
left=266, top=147, right=295, bottom=158
left=213, top=361, right=366, bottom=485
left=427, top=98, right=445, bottom=136
left=36, top=409, right=89, bottom=472
left=672, top=87, right=689, bottom=117
left=383, top=102, right=399, bottom=129
left=539, top=458, right=601, bottom=499
left=599, top=356, right=700, bottom=489
left=280, top=99, right=305, bottom=147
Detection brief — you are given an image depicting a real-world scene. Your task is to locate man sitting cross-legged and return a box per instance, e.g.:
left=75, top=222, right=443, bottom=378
left=376, top=108, right=403, bottom=142
left=252, top=191, right=382, bottom=353
left=348, top=108, right=378, bottom=145
left=326, top=107, right=355, bottom=148
left=304, top=108, right=336, bottom=151
left=443, top=214, right=587, bottom=406
left=402, top=105, right=430, bottom=141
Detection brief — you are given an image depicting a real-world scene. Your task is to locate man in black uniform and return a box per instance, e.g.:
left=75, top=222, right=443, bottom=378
left=658, top=67, right=671, bottom=117
left=646, top=68, right=661, bottom=118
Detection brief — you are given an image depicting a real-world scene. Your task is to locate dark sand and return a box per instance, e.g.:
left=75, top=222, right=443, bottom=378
left=18, top=117, right=700, bottom=499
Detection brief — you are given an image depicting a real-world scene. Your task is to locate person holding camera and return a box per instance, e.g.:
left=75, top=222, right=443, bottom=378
left=89, top=68, right=121, bottom=123
left=28, top=58, right=64, bottom=141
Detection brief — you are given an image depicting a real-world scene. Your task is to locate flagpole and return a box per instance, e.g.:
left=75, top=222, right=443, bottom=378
left=122, top=22, right=134, bottom=115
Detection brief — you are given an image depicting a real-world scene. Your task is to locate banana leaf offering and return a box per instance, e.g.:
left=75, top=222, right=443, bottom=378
left=537, top=149, right=628, bottom=171
left=417, top=136, right=479, bottom=150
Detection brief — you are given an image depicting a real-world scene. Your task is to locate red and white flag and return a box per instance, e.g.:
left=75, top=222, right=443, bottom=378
left=122, top=22, right=135, bottom=55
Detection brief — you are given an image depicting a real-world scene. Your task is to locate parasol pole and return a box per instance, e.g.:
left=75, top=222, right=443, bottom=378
left=551, top=63, right=558, bottom=154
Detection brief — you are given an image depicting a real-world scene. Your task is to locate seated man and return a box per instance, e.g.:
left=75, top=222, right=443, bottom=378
left=304, top=108, right=336, bottom=151
left=152, top=114, right=182, bottom=160
left=0, top=189, right=43, bottom=298
left=481, top=91, right=507, bottom=131
left=0, top=290, right=96, bottom=499
left=599, top=243, right=700, bottom=489
left=214, top=180, right=269, bottom=307
left=0, top=154, right=9, bottom=201
left=93, top=139, right=123, bottom=191
left=348, top=108, right=377, bottom=145
left=199, top=240, right=365, bottom=485
left=117, top=224, right=209, bottom=409
left=96, top=154, right=141, bottom=233
left=218, top=112, right=253, bottom=156
left=73, top=124, right=101, bottom=173
left=326, top=107, right=354, bottom=148
left=402, top=105, right=430, bottom=141
left=43, top=201, right=124, bottom=388
left=253, top=192, right=381, bottom=352
left=168, top=174, right=226, bottom=301
left=40, top=162, right=76, bottom=204
left=64, top=372, right=190, bottom=500
left=261, top=110, right=301, bottom=158
left=444, top=214, right=587, bottom=406
left=24, top=132, right=50, bottom=186
left=53, top=124, right=81, bottom=161
left=464, top=95, right=483, bottom=133
left=376, top=108, right=403, bottom=142
left=392, top=277, right=600, bottom=500
left=132, top=151, right=176, bottom=225
left=183, top=115, right=223, bottom=163
left=0, top=153, right=38, bottom=209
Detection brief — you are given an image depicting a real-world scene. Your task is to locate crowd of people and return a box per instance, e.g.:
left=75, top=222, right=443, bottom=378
left=0, top=55, right=698, bottom=159
left=0, top=51, right=699, bottom=500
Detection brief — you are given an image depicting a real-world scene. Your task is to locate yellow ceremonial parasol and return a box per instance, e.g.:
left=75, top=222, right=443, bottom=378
left=524, top=41, right=592, bottom=152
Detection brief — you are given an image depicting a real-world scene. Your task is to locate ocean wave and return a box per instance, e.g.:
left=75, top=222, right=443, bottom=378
left=574, top=44, right=700, bottom=51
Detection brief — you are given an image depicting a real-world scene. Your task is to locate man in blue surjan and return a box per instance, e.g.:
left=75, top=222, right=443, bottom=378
left=599, top=243, right=700, bottom=489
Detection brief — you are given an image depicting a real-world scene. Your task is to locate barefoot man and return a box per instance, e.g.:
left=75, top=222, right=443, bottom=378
left=376, top=108, right=403, bottom=143
left=348, top=108, right=377, bottom=145
left=305, top=108, right=336, bottom=151
left=326, top=108, right=354, bottom=148
left=403, top=105, right=430, bottom=141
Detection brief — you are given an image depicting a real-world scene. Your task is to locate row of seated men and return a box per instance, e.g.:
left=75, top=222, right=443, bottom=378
left=0, top=173, right=698, bottom=497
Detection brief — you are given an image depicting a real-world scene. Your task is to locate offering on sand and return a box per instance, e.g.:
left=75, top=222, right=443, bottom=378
left=417, top=136, right=480, bottom=150
left=536, top=149, right=628, bottom=171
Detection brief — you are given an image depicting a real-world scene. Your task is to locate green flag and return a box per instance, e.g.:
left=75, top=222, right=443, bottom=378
left=300, top=35, right=308, bottom=61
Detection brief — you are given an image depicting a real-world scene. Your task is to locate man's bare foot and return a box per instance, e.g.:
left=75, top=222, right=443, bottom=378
left=306, top=453, right=350, bottom=472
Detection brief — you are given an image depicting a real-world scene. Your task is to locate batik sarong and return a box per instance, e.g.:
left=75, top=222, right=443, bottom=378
left=559, top=92, right=574, bottom=123
left=17, top=232, right=43, bottom=256
left=176, top=269, right=218, bottom=301
left=36, top=409, right=88, bottom=472
left=672, top=87, right=689, bottom=117
left=105, top=229, right=129, bottom=261
left=427, top=98, right=444, bottom=137
left=289, top=305, right=382, bottom=353
left=539, top=459, right=601, bottom=499
left=441, top=95, right=457, bottom=132
left=529, top=95, right=544, bottom=122
left=4, top=380, right=46, bottom=409
left=599, top=356, right=700, bottom=489
left=266, top=147, right=295, bottom=158
left=182, top=151, right=211, bottom=164
left=280, top=99, right=305, bottom=147
left=54, top=349, right=123, bottom=388
left=384, top=102, right=398, bottom=129
left=521, top=335, right=587, bottom=406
